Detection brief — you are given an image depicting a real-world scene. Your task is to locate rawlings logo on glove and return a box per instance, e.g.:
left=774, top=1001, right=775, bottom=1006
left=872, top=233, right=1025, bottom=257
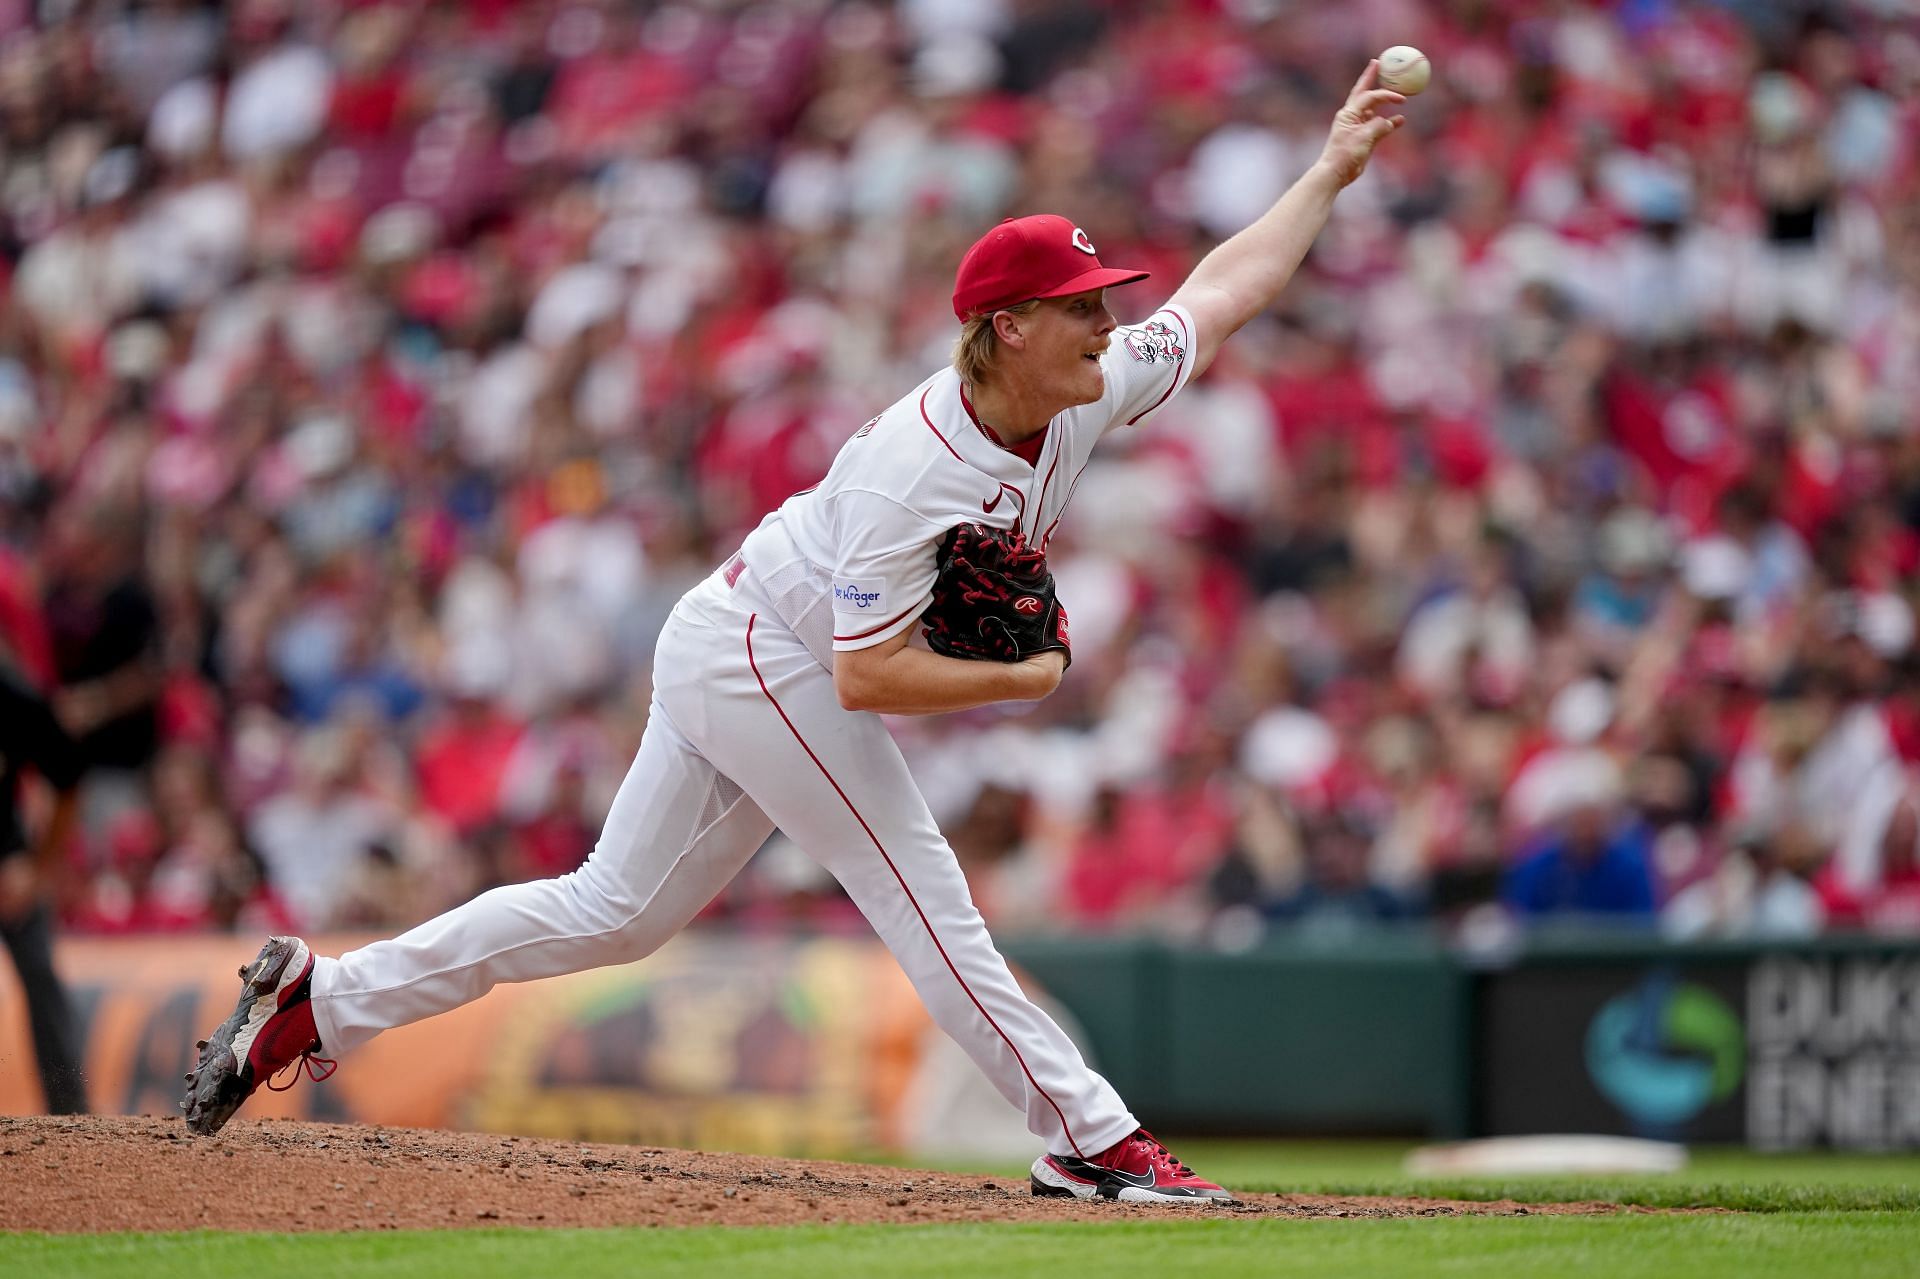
left=921, top=523, right=1071, bottom=667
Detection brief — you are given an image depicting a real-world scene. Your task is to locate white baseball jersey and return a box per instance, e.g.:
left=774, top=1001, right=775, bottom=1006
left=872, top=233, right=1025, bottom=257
left=303, top=302, right=1200, bottom=1165
left=738, top=303, right=1198, bottom=667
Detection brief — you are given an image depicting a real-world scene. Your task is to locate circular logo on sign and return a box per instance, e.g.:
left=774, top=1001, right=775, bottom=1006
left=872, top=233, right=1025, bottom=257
left=1013, top=596, right=1043, bottom=614
left=1585, top=975, right=1744, bottom=1127
left=1071, top=227, right=1096, bottom=256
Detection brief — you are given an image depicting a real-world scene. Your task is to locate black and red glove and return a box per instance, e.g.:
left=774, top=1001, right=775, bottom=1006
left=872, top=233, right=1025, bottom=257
left=920, top=523, right=1070, bottom=667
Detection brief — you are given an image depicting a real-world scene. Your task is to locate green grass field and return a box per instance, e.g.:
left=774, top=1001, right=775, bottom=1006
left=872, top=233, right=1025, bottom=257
left=865, top=1137, right=1920, bottom=1211
left=8, top=1141, right=1918, bottom=1278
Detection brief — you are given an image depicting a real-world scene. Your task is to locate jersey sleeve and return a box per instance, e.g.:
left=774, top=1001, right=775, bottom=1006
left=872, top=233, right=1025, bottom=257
left=828, top=489, right=946, bottom=652
left=1094, top=302, right=1197, bottom=434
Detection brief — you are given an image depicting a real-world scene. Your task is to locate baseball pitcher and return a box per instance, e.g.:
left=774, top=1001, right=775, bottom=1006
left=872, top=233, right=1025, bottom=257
left=183, top=64, right=1405, bottom=1204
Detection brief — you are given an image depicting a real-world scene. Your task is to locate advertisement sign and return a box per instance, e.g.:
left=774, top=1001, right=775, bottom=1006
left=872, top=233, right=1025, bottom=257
left=1745, top=953, right=1920, bottom=1150
left=1479, top=962, right=1748, bottom=1143
left=1478, top=947, right=1920, bottom=1150
left=0, top=932, right=1039, bottom=1157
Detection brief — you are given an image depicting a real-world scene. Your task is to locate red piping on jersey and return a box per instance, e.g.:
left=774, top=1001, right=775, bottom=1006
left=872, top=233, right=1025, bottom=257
left=1042, top=310, right=1190, bottom=546
left=1043, top=499, right=1073, bottom=549
left=1029, top=437, right=1061, bottom=543
left=1124, top=309, right=1190, bottom=427
left=919, top=388, right=968, bottom=463
left=1045, top=454, right=1093, bottom=548
left=745, top=613, right=1087, bottom=1158
left=957, top=381, right=999, bottom=444
left=961, top=382, right=1049, bottom=467
left=924, top=385, right=1039, bottom=513
left=957, top=381, right=983, bottom=432
left=834, top=603, right=920, bottom=643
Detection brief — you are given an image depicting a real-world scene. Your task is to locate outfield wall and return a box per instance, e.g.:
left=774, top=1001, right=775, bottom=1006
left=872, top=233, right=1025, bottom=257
left=998, top=932, right=1474, bottom=1139
left=1001, top=933, right=1920, bottom=1153
left=2, top=931, right=1914, bottom=1152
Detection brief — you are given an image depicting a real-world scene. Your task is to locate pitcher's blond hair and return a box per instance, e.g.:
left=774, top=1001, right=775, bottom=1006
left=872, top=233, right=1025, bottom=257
left=951, top=300, right=1041, bottom=387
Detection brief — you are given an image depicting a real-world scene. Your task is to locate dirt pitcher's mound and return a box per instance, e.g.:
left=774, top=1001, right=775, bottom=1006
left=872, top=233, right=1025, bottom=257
left=1, top=1115, right=1658, bottom=1233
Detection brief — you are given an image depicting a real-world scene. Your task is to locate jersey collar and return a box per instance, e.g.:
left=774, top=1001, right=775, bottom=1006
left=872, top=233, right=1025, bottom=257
left=958, top=381, right=1051, bottom=465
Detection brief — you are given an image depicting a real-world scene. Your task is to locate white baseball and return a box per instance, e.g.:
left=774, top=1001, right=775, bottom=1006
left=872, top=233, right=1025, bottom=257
left=1378, top=45, right=1431, bottom=96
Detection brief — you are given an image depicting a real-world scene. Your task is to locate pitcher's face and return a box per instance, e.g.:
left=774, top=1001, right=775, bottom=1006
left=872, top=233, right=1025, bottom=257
left=1014, top=288, right=1116, bottom=407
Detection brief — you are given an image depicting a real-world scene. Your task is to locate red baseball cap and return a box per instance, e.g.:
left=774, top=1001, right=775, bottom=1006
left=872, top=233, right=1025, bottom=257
left=951, top=215, right=1150, bottom=320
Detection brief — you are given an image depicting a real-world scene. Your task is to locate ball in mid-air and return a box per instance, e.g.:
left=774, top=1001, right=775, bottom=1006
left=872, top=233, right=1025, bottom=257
left=1378, top=45, right=1431, bottom=95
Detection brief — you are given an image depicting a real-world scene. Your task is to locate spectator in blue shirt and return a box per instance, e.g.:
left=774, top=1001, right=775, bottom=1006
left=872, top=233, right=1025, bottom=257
left=1504, top=800, right=1657, bottom=923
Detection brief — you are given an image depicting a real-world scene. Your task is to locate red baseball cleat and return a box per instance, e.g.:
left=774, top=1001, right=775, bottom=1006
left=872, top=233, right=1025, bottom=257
left=1030, top=1129, right=1236, bottom=1204
left=181, top=936, right=335, bottom=1136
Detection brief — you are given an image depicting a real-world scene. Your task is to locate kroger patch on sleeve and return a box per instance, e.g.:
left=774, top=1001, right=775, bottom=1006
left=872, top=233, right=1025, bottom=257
left=833, top=580, right=887, bottom=612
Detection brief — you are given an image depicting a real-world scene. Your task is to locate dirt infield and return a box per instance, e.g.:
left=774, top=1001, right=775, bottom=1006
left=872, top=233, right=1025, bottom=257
left=1, top=1115, right=1663, bottom=1233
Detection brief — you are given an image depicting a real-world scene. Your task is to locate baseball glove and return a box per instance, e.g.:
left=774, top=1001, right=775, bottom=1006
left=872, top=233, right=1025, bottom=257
left=921, top=523, right=1071, bottom=666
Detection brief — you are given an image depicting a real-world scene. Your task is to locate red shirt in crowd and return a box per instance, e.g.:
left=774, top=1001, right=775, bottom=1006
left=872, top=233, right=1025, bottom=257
left=415, top=706, right=524, bottom=834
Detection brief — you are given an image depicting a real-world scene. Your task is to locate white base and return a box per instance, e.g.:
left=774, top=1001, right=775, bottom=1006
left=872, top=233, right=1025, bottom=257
left=1404, top=1135, right=1688, bottom=1176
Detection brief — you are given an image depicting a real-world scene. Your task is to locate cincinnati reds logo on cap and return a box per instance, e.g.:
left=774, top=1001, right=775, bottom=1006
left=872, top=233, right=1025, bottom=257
left=1013, top=596, right=1043, bottom=614
left=952, top=214, right=1151, bottom=320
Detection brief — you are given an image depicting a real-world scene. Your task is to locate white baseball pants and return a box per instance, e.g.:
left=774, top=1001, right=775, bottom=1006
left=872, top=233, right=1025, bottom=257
left=308, top=565, right=1137, bottom=1158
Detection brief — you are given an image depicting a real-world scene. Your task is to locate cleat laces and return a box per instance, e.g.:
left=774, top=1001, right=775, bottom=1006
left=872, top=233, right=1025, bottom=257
left=267, top=1050, right=338, bottom=1092
left=1135, top=1130, right=1193, bottom=1177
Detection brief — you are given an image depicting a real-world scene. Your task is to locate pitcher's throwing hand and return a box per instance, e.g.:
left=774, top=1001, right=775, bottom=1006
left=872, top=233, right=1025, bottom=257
left=1320, top=59, right=1408, bottom=188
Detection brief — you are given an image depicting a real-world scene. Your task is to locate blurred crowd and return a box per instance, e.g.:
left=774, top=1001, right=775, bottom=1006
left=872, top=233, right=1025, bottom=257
left=2, top=0, right=1919, bottom=947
